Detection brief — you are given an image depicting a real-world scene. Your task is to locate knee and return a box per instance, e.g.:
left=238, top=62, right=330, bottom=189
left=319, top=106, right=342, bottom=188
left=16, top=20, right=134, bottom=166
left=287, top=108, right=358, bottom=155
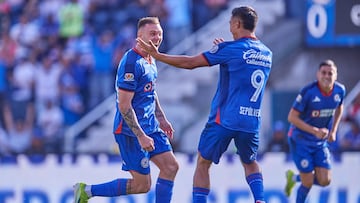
left=196, top=157, right=212, bottom=170
left=131, top=180, right=152, bottom=193
left=242, top=161, right=260, bottom=175
left=318, top=178, right=331, bottom=186
left=162, top=160, right=179, bottom=177
left=137, top=185, right=151, bottom=193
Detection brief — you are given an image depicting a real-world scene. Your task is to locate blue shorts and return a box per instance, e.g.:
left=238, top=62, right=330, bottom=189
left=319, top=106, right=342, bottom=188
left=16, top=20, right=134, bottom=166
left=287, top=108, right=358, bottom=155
left=288, top=137, right=331, bottom=173
left=198, top=122, right=259, bottom=164
left=115, top=131, right=172, bottom=175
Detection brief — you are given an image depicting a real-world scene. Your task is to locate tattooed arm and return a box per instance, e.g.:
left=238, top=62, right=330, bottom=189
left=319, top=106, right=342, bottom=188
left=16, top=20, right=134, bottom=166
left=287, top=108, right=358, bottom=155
left=117, top=88, right=155, bottom=151
left=154, top=92, right=174, bottom=139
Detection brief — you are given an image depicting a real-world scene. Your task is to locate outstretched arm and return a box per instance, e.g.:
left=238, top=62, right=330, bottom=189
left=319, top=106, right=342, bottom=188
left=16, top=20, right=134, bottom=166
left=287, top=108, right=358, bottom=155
left=136, top=38, right=209, bottom=69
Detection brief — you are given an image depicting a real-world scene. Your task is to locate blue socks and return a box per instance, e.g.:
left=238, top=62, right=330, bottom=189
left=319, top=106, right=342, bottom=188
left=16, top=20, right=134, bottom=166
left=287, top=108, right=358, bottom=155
left=155, top=178, right=174, bottom=203
left=296, top=184, right=310, bottom=203
left=91, top=178, right=128, bottom=196
left=192, top=187, right=209, bottom=203
left=246, top=173, right=265, bottom=202
left=192, top=173, right=264, bottom=203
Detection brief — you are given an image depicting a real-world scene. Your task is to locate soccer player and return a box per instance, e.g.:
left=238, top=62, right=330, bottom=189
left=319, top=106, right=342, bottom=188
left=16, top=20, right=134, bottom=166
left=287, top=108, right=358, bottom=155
left=137, top=6, right=272, bottom=203
left=73, top=17, right=179, bottom=203
left=284, top=60, right=345, bottom=202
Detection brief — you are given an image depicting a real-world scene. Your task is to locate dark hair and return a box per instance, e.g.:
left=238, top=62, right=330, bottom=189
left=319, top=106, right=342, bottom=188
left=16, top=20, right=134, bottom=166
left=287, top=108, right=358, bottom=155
left=232, top=6, right=258, bottom=31
left=319, top=59, right=337, bottom=70
left=137, top=17, right=160, bottom=29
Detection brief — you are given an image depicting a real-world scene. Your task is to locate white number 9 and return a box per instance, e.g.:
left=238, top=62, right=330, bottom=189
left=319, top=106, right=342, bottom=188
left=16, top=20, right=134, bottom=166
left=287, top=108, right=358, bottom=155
left=250, top=69, right=265, bottom=102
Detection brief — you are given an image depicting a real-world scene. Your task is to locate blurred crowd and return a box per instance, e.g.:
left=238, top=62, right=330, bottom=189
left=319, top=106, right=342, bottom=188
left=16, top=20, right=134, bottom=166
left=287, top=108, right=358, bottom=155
left=339, top=92, right=360, bottom=152
left=0, top=0, right=228, bottom=155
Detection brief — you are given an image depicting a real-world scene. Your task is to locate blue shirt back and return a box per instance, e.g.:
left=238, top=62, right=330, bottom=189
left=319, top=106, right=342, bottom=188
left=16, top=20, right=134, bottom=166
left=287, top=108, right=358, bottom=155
left=288, top=81, right=346, bottom=146
left=202, top=37, right=272, bottom=133
left=113, top=48, right=160, bottom=137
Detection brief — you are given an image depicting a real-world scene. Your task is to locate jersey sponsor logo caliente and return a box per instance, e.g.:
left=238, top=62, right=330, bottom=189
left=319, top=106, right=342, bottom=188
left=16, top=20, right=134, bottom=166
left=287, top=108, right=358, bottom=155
left=311, top=109, right=335, bottom=118
left=243, top=49, right=271, bottom=68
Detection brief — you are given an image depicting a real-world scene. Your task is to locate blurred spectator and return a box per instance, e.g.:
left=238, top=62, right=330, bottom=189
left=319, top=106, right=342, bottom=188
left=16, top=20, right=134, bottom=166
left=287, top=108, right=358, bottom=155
left=125, top=0, right=150, bottom=24
left=0, top=122, right=8, bottom=155
left=345, top=92, right=360, bottom=123
left=33, top=54, right=62, bottom=113
left=35, top=99, right=64, bottom=153
left=23, top=0, right=40, bottom=21
left=38, top=0, right=64, bottom=19
left=0, top=29, right=18, bottom=68
left=9, top=13, right=40, bottom=57
left=148, top=0, right=169, bottom=50
left=58, top=0, right=85, bottom=39
left=3, top=68, right=35, bottom=154
left=39, top=13, right=59, bottom=39
left=4, top=118, right=34, bottom=155
left=86, top=0, right=126, bottom=35
left=0, top=61, right=6, bottom=126
left=12, top=52, right=36, bottom=101
left=192, top=0, right=228, bottom=31
left=3, top=68, right=35, bottom=128
left=59, top=53, right=84, bottom=127
left=3, top=0, right=25, bottom=26
left=340, top=118, right=360, bottom=152
left=266, top=120, right=289, bottom=153
left=89, top=29, right=116, bottom=108
left=70, top=51, right=91, bottom=111
left=164, top=0, right=191, bottom=48
left=205, top=0, right=228, bottom=16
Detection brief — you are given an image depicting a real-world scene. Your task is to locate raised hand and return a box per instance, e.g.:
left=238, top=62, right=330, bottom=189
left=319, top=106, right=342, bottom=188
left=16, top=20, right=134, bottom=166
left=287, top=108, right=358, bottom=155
left=213, top=38, right=225, bottom=45
left=136, top=38, right=158, bottom=55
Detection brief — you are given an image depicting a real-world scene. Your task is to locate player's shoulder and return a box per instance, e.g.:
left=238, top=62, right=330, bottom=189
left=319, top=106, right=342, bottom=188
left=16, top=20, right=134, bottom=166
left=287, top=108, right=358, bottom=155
left=300, top=81, right=318, bottom=94
left=119, top=49, right=142, bottom=67
left=125, top=48, right=141, bottom=62
left=334, top=81, right=346, bottom=92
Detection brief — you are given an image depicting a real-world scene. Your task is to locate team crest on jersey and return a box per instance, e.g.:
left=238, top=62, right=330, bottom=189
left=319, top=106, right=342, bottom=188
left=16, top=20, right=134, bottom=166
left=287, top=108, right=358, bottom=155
left=296, top=94, right=302, bottom=103
left=124, top=73, right=134, bottom=81
left=334, top=94, right=341, bottom=102
left=144, top=82, right=153, bottom=92
left=141, top=157, right=149, bottom=168
left=300, top=159, right=309, bottom=169
left=209, top=45, right=219, bottom=53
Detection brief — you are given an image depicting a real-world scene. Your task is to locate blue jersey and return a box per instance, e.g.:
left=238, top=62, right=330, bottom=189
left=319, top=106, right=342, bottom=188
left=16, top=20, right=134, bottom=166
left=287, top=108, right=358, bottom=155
left=113, top=48, right=160, bottom=137
left=202, top=37, right=272, bottom=133
left=288, top=81, right=346, bottom=146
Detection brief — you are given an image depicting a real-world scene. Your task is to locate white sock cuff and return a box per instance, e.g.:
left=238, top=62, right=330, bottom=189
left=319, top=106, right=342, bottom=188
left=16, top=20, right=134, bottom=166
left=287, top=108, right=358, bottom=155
left=85, top=185, right=92, bottom=197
